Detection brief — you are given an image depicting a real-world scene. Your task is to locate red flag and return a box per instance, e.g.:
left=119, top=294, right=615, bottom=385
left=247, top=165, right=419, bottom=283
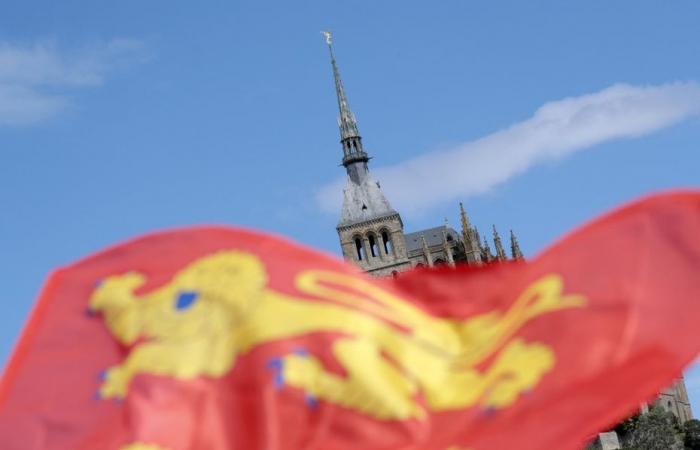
left=1, top=191, right=700, bottom=450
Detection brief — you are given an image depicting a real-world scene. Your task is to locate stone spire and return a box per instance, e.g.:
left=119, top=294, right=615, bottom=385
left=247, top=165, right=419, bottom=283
left=510, top=229, right=524, bottom=260
left=482, top=237, right=494, bottom=262
left=492, top=225, right=507, bottom=261
left=459, top=202, right=482, bottom=264
left=325, top=33, right=410, bottom=276
left=322, top=31, right=367, bottom=167
left=442, top=228, right=455, bottom=267
left=421, top=234, right=434, bottom=267
left=459, top=202, right=470, bottom=235
left=323, top=32, right=398, bottom=229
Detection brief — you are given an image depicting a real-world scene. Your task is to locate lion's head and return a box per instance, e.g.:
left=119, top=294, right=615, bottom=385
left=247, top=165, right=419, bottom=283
left=89, top=251, right=269, bottom=345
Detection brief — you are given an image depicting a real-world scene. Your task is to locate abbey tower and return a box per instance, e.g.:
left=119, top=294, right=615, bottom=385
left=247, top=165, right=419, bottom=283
left=322, top=32, right=521, bottom=278
left=320, top=33, right=692, bottom=424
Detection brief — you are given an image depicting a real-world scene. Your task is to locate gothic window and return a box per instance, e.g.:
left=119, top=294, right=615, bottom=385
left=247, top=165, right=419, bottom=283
left=415, top=263, right=424, bottom=268
left=368, top=234, right=378, bottom=258
left=381, top=231, right=392, bottom=255
left=355, top=237, right=365, bottom=261
left=434, top=258, right=445, bottom=266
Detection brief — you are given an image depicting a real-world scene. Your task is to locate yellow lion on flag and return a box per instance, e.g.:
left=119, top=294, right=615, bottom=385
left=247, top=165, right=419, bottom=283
left=90, top=250, right=585, bottom=422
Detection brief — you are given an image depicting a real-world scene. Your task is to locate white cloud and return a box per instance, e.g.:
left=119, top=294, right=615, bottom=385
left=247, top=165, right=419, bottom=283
left=0, top=39, right=149, bottom=126
left=317, top=82, right=700, bottom=215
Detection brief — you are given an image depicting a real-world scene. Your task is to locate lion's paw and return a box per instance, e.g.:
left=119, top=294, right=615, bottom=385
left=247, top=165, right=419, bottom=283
left=97, top=365, right=130, bottom=399
left=268, top=349, right=322, bottom=409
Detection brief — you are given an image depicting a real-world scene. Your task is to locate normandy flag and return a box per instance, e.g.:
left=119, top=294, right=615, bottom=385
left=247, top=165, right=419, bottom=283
left=1, top=191, right=700, bottom=450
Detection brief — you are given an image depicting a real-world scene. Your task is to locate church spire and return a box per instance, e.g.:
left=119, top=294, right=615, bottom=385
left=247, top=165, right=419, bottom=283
left=421, top=234, right=434, bottom=267
left=442, top=228, right=455, bottom=267
left=510, top=229, right=524, bottom=260
left=493, top=225, right=507, bottom=261
left=482, top=237, right=494, bottom=262
left=322, top=31, right=368, bottom=167
left=326, top=33, right=409, bottom=275
left=459, top=202, right=482, bottom=264
left=443, top=218, right=455, bottom=266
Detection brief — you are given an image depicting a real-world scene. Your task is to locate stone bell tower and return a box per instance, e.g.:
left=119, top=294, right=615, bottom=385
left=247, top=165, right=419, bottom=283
left=322, top=32, right=411, bottom=276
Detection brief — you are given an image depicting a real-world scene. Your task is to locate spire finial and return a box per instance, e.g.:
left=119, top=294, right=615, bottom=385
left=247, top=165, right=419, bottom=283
left=322, top=32, right=368, bottom=166
left=459, top=202, right=471, bottom=230
left=510, top=229, right=524, bottom=260
left=421, top=234, right=434, bottom=267
left=459, top=202, right=482, bottom=265
left=492, top=225, right=507, bottom=261
left=482, top=236, right=493, bottom=262
left=321, top=30, right=332, bottom=46
left=442, top=229, right=455, bottom=267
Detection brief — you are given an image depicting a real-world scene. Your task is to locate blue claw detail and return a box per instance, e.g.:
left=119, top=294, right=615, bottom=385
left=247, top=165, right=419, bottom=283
left=293, top=347, right=309, bottom=357
left=85, top=307, right=97, bottom=317
left=267, top=357, right=285, bottom=389
left=94, top=279, right=104, bottom=288
left=93, top=391, right=102, bottom=401
left=481, top=406, right=497, bottom=417
left=305, top=393, right=318, bottom=408
left=267, top=357, right=282, bottom=370
left=274, top=372, right=285, bottom=389
left=97, top=369, right=107, bottom=381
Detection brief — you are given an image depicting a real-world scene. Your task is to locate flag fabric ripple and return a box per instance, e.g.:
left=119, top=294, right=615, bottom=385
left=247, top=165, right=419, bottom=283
left=1, top=191, right=700, bottom=450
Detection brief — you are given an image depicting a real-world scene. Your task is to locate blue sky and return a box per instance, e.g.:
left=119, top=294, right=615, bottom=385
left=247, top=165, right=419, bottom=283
left=2, top=0, right=700, bottom=415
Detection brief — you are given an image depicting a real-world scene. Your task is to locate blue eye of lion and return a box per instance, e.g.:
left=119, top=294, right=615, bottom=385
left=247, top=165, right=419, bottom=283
left=175, top=291, right=199, bottom=310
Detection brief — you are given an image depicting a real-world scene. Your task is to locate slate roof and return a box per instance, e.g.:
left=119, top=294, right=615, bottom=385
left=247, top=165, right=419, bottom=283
left=405, top=226, right=460, bottom=253
left=338, top=174, right=397, bottom=226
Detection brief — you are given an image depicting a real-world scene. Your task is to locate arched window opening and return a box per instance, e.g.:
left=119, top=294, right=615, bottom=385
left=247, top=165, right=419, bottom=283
left=355, top=238, right=365, bottom=261
left=381, top=231, right=392, bottom=255
left=415, top=263, right=424, bottom=268
left=446, top=234, right=454, bottom=242
left=435, top=258, right=445, bottom=266
left=368, top=234, right=378, bottom=258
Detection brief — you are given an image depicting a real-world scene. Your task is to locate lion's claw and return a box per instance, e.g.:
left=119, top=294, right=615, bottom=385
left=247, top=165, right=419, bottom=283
left=305, top=393, right=318, bottom=408
left=267, top=357, right=285, bottom=388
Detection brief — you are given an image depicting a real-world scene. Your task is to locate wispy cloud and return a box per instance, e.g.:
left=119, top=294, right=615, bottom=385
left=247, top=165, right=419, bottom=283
left=0, top=38, right=149, bottom=126
left=317, top=82, right=700, bottom=215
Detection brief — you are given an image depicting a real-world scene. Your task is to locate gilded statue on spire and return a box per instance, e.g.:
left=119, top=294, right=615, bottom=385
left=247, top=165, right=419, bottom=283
left=321, top=31, right=332, bottom=45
